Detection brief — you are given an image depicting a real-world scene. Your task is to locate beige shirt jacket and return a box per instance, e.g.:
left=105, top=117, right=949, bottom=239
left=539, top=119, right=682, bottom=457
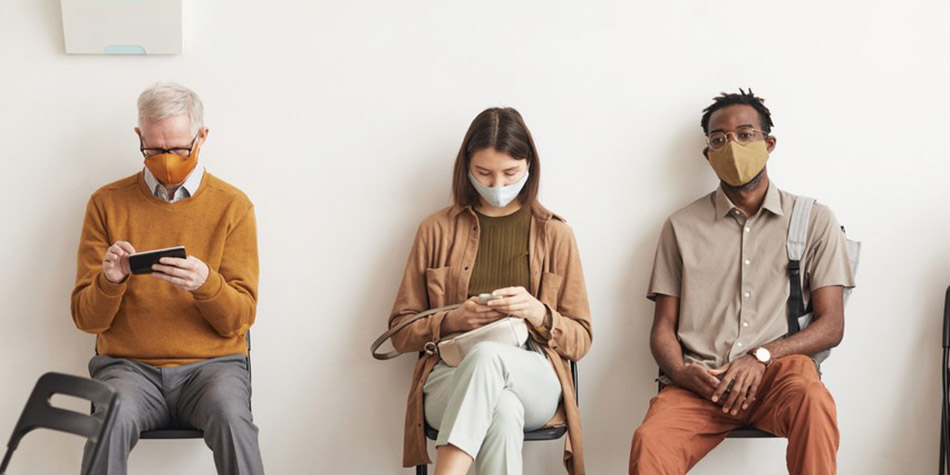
left=648, top=184, right=856, bottom=373
left=388, top=201, right=593, bottom=474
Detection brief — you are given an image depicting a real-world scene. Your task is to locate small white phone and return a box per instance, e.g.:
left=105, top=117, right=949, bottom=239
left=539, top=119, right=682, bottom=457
left=477, top=294, right=503, bottom=305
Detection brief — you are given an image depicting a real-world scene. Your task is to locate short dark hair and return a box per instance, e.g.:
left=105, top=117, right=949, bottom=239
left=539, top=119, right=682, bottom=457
left=452, top=107, right=541, bottom=208
left=700, top=88, right=774, bottom=135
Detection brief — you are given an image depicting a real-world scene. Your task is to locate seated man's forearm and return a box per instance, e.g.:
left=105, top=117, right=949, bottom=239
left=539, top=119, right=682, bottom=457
left=764, top=285, right=845, bottom=360
left=765, top=312, right=843, bottom=360
left=652, top=328, right=685, bottom=381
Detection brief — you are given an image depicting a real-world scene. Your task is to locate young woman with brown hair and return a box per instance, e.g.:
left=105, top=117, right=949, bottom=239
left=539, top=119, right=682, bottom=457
left=388, top=107, right=592, bottom=474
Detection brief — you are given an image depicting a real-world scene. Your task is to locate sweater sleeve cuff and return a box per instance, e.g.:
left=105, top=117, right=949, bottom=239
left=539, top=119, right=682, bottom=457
left=192, top=270, right=224, bottom=300
left=540, top=304, right=561, bottom=349
left=96, top=272, right=127, bottom=297
left=431, top=311, right=449, bottom=343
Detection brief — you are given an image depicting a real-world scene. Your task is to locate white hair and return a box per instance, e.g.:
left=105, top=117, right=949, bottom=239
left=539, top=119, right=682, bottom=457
left=137, top=82, right=205, bottom=135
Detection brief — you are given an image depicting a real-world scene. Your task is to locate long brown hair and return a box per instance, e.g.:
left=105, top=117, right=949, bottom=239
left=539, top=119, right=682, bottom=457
left=451, top=107, right=541, bottom=208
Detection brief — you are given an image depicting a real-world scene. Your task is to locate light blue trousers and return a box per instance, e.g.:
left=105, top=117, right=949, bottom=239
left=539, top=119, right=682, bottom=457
left=423, top=342, right=561, bottom=475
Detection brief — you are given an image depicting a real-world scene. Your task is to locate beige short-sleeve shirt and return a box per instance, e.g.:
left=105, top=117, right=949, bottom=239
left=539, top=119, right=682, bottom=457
left=647, top=183, right=855, bottom=370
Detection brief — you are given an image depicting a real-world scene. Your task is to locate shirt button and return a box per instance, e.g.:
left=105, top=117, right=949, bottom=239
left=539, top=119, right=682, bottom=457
left=744, top=291, right=751, bottom=298
left=737, top=342, right=744, bottom=347
left=743, top=321, right=749, bottom=327
left=744, top=227, right=751, bottom=233
left=744, top=259, right=751, bottom=265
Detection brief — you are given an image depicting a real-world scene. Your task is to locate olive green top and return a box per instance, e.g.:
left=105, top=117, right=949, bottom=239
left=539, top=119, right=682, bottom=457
left=468, top=205, right=532, bottom=297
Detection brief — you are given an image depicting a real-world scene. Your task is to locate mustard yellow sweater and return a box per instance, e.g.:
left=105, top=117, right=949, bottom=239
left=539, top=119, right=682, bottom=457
left=71, top=171, right=258, bottom=367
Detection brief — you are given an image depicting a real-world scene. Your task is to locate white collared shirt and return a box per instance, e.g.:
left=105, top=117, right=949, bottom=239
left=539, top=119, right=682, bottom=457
left=143, top=164, right=205, bottom=203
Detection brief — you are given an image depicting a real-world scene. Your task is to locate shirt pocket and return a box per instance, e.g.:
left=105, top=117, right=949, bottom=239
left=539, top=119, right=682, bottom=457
left=538, top=271, right=564, bottom=309
left=425, top=266, right=454, bottom=307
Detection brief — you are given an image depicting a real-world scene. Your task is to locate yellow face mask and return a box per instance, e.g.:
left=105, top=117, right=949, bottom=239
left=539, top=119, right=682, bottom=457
left=707, top=140, right=769, bottom=187
left=144, top=140, right=200, bottom=185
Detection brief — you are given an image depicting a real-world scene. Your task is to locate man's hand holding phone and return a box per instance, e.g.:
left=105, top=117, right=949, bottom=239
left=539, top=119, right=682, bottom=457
left=104, top=243, right=210, bottom=292
left=151, top=256, right=210, bottom=292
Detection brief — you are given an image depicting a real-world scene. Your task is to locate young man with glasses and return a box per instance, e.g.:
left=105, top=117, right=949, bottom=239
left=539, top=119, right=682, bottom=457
left=71, top=82, right=264, bottom=475
left=629, top=90, right=855, bottom=475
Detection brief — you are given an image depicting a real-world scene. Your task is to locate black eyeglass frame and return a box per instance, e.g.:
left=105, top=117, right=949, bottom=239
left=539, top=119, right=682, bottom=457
left=140, top=134, right=199, bottom=158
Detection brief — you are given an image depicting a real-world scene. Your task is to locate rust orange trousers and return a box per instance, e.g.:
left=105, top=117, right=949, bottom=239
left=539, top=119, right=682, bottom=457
left=629, top=355, right=838, bottom=475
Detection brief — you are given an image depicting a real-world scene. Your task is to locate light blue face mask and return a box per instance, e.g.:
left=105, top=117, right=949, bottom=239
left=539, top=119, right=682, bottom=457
left=468, top=169, right=530, bottom=208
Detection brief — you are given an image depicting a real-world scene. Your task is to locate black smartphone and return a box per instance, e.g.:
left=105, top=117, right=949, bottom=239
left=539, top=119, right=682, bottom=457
left=128, top=246, right=187, bottom=275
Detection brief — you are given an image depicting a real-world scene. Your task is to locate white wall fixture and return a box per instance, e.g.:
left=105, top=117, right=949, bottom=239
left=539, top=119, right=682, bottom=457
left=61, top=0, right=182, bottom=55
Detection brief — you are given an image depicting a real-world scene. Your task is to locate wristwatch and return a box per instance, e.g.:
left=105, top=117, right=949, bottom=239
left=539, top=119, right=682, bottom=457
left=750, top=347, right=772, bottom=368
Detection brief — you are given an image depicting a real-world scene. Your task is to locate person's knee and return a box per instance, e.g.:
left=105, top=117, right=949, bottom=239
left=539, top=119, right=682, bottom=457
left=104, top=386, right=147, bottom=436
left=779, top=373, right=835, bottom=421
left=798, top=379, right=834, bottom=407
left=206, top=402, right=252, bottom=428
left=629, top=423, right=663, bottom=475
left=111, top=409, right=141, bottom=436
left=631, top=422, right=661, bottom=452
left=490, top=392, right=525, bottom=434
left=202, top=396, right=254, bottom=435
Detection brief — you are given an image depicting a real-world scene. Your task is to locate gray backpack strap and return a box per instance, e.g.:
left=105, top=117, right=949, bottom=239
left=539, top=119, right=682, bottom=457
left=785, top=195, right=860, bottom=366
left=786, top=196, right=815, bottom=335
left=787, top=196, right=815, bottom=261
left=843, top=239, right=861, bottom=305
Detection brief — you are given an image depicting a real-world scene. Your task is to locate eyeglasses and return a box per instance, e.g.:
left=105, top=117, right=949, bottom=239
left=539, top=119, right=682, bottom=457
left=140, top=134, right=199, bottom=158
left=706, top=127, right=768, bottom=151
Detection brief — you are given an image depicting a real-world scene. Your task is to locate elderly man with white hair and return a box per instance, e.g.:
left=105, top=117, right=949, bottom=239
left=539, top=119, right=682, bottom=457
left=71, top=82, right=264, bottom=475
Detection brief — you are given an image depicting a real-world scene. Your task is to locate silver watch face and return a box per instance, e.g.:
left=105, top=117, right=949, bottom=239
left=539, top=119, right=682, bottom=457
left=754, top=347, right=771, bottom=362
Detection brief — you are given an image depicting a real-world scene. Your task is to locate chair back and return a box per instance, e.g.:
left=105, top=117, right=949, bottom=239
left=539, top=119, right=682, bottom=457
left=1, top=372, right=119, bottom=475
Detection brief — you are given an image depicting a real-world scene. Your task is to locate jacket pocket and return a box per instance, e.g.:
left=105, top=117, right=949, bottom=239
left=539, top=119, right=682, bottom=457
left=538, top=272, right=564, bottom=308
left=425, top=266, right=453, bottom=307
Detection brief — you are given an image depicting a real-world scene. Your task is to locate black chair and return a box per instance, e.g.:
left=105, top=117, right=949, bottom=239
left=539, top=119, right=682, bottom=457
left=939, top=286, right=950, bottom=475
left=415, top=360, right=578, bottom=475
left=657, top=372, right=775, bottom=439
left=1, top=372, right=120, bottom=475
left=136, top=332, right=252, bottom=440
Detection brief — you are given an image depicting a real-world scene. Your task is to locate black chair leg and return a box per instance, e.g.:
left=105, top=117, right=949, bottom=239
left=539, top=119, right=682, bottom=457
left=416, top=465, right=428, bottom=474
left=943, top=347, right=950, bottom=475
left=942, top=403, right=947, bottom=475
left=1, top=448, right=14, bottom=475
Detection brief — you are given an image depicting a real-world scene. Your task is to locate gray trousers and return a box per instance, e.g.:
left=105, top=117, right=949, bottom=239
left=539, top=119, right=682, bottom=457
left=424, top=342, right=561, bottom=475
left=82, top=354, right=264, bottom=475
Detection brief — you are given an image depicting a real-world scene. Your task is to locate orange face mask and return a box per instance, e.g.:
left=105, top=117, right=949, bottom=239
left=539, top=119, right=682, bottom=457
left=143, top=138, right=200, bottom=185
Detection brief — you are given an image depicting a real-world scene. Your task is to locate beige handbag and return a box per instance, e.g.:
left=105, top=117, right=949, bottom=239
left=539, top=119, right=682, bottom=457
left=371, top=297, right=529, bottom=367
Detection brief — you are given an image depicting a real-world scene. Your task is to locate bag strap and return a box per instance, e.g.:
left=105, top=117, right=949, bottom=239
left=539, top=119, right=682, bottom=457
left=786, top=195, right=815, bottom=336
left=370, top=304, right=461, bottom=360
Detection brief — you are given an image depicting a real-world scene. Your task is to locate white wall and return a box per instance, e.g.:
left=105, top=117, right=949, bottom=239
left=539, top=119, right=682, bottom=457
left=1, top=1, right=947, bottom=473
